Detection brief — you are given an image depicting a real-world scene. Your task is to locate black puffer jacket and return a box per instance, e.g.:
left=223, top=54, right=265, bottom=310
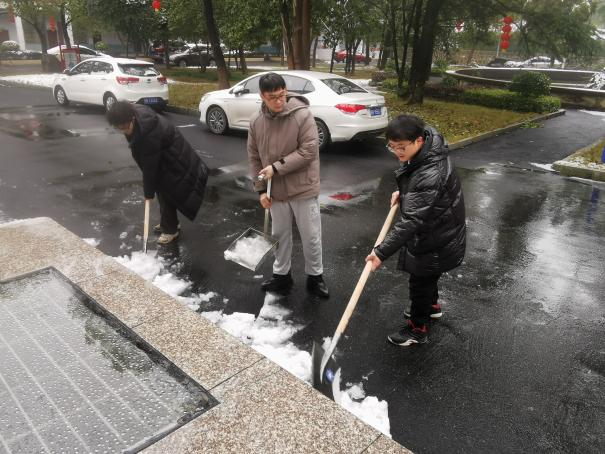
left=375, top=127, right=466, bottom=276
left=128, top=105, right=208, bottom=221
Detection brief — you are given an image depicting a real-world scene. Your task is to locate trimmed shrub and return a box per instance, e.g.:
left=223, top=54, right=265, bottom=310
left=509, top=72, right=551, bottom=97
left=461, top=88, right=560, bottom=113
left=1, top=40, right=20, bottom=52
left=370, top=70, right=397, bottom=85
left=94, top=41, right=109, bottom=52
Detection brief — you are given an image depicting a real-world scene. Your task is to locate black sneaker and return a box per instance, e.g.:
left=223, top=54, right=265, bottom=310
left=261, top=273, right=293, bottom=293
left=306, top=274, right=329, bottom=298
left=404, top=302, right=443, bottom=319
left=387, top=320, right=428, bottom=346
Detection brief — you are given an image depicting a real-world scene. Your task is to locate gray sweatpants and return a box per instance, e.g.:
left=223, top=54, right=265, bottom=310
left=270, top=196, right=323, bottom=276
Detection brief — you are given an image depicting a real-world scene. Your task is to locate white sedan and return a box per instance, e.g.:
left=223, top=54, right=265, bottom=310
left=199, top=70, right=388, bottom=151
left=52, top=57, right=169, bottom=111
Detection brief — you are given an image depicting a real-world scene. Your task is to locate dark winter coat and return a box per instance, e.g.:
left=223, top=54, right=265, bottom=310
left=374, top=127, right=466, bottom=276
left=128, top=105, right=208, bottom=221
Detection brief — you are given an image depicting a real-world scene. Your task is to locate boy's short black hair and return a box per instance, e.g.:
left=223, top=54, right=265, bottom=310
left=106, top=101, right=135, bottom=126
left=259, top=72, right=286, bottom=94
left=385, top=114, right=425, bottom=142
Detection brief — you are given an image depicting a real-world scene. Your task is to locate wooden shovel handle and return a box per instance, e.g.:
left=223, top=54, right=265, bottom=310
left=334, top=203, right=399, bottom=335
left=263, top=178, right=272, bottom=236
left=143, top=199, right=150, bottom=252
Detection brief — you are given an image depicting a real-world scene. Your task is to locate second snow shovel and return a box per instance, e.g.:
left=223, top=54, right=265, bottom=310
left=312, top=202, right=399, bottom=397
left=224, top=178, right=279, bottom=271
left=143, top=199, right=150, bottom=254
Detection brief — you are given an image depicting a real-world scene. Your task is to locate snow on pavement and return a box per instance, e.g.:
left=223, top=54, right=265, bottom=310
left=0, top=74, right=57, bottom=88
left=113, top=250, right=391, bottom=436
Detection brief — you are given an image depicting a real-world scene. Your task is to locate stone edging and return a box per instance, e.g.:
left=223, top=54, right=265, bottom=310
left=552, top=140, right=605, bottom=182
left=448, top=109, right=566, bottom=150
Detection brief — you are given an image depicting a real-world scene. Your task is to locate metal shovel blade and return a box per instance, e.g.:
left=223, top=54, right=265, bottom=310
left=224, top=227, right=278, bottom=271
left=311, top=341, right=338, bottom=399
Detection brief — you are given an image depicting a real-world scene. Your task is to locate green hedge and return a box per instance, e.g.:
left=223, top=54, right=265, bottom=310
left=461, top=88, right=560, bottom=113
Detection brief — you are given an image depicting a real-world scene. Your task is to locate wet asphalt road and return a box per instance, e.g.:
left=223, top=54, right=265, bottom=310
left=1, top=85, right=604, bottom=453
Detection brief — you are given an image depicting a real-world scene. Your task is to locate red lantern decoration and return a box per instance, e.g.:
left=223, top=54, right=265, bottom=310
left=500, top=16, right=513, bottom=52
left=503, top=16, right=513, bottom=24
left=49, top=16, right=56, bottom=32
left=501, top=33, right=510, bottom=42
left=502, top=24, right=512, bottom=33
left=152, top=0, right=161, bottom=11
left=500, top=41, right=510, bottom=50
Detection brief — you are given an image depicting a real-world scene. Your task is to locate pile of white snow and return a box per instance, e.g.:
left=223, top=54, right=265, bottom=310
left=224, top=232, right=274, bottom=270
left=0, top=74, right=56, bottom=88
left=112, top=249, right=390, bottom=436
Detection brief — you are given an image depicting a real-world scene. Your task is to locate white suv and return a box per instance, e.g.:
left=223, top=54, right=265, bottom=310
left=52, top=57, right=169, bottom=111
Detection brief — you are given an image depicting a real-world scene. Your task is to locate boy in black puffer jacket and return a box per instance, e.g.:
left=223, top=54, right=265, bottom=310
left=366, top=114, right=466, bottom=346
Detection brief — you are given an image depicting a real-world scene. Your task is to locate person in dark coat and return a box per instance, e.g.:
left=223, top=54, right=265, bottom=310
left=366, top=114, right=466, bottom=346
left=107, top=101, right=208, bottom=244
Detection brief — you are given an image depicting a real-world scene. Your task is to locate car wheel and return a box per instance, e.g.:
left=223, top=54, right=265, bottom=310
left=315, top=119, right=330, bottom=152
left=206, top=106, right=228, bottom=134
left=178, top=60, right=187, bottom=68
left=54, top=86, right=69, bottom=106
left=104, top=93, right=117, bottom=111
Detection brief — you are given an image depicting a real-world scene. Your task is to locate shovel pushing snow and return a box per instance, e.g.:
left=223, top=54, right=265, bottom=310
left=224, top=177, right=279, bottom=271
left=312, top=203, right=399, bottom=398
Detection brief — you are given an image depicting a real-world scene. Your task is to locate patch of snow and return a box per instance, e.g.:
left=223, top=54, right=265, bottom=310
left=83, top=238, right=100, bottom=247
left=0, top=74, right=57, bottom=88
left=119, top=231, right=128, bottom=239
left=530, top=162, right=556, bottom=172
left=224, top=233, right=274, bottom=269
left=332, top=369, right=391, bottom=437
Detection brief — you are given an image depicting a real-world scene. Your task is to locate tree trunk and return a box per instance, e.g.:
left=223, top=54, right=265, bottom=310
left=301, top=0, right=311, bottom=68
left=59, top=4, right=71, bottom=48
left=312, top=35, right=319, bottom=68
left=329, top=43, right=337, bottom=73
left=203, top=0, right=229, bottom=89
left=399, top=0, right=415, bottom=88
left=380, top=26, right=391, bottom=70
left=407, top=0, right=444, bottom=104
left=280, top=1, right=295, bottom=69
left=239, top=47, right=248, bottom=74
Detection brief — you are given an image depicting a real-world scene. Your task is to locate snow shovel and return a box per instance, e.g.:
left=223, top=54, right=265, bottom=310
left=224, top=178, right=279, bottom=271
left=312, top=202, right=399, bottom=397
left=143, top=199, right=150, bottom=254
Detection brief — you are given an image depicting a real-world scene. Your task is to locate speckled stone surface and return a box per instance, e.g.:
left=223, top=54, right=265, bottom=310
left=133, top=304, right=264, bottom=390
left=1, top=218, right=413, bottom=454
left=145, top=366, right=383, bottom=454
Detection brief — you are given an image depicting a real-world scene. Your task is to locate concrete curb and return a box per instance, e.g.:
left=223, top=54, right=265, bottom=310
left=552, top=139, right=605, bottom=182
left=165, top=105, right=199, bottom=117
left=0, top=79, right=50, bottom=91
left=448, top=109, right=566, bottom=150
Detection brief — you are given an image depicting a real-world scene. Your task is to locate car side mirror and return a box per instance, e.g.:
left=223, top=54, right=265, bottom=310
left=232, top=86, right=247, bottom=96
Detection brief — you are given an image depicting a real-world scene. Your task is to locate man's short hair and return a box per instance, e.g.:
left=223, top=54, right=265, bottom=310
left=385, top=114, right=425, bottom=142
left=259, top=72, right=286, bottom=94
left=106, top=101, right=135, bottom=126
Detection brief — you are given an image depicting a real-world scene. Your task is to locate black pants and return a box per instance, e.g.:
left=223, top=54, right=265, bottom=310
left=409, top=272, right=441, bottom=326
left=157, top=193, right=179, bottom=234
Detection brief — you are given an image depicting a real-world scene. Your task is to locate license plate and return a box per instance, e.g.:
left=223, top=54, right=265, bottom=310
left=370, top=106, right=381, bottom=116
left=144, top=97, right=159, bottom=104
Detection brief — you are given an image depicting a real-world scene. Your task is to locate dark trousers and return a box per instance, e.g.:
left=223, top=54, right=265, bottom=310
left=409, top=272, right=442, bottom=326
left=157, top=193, right=179, bottom=234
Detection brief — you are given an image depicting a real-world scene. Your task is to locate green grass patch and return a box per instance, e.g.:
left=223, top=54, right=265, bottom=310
left=568, top=139, right=605, bottom=164
left=384, top=93, right=537, bottom=143
left=169, top=83, right=216, bottom=110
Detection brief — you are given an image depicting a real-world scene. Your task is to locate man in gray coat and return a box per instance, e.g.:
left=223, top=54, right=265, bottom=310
left=247, top=72, right=329, bottom=298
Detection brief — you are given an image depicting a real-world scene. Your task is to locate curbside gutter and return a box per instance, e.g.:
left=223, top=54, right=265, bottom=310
left=448, top=109, right=566, bottom=150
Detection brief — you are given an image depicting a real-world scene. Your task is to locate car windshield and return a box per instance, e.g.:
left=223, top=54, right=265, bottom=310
left=321, top=78, right=366, bottom=95
left=118, top=64, right=159, bottom=77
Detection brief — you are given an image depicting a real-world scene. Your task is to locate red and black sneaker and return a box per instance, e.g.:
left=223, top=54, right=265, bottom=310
left=404, top=302, right=443, bottom=320
left=387, top=320, right=428, bottom=346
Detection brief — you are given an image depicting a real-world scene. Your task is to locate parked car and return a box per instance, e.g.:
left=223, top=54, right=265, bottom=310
left=52, top=57, right=168, bottom=111
left=484, top=57, right=510, bottom=68
left=333, top=50, right=371, bottom=64
left=504, top=56, right=563, bottom=69
left=198, top=70, right=388, bottom=151
left=47, top=44, right=109, bottom=60
left=169, top=45, right=216, bottom=67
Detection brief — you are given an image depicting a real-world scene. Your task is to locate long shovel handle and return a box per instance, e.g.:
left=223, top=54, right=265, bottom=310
left=319, top=202, right=399, bottom=380
left=143, top=199, right=150, bottom=254
left=333, top=203, right=399, bottom=335
left=263, top=178, right=272, bottom=236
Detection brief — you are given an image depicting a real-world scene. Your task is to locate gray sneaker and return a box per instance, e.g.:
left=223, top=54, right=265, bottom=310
left=154, top=223, right=181, bottom=234
left=157, top=231, right=179, bottom=244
